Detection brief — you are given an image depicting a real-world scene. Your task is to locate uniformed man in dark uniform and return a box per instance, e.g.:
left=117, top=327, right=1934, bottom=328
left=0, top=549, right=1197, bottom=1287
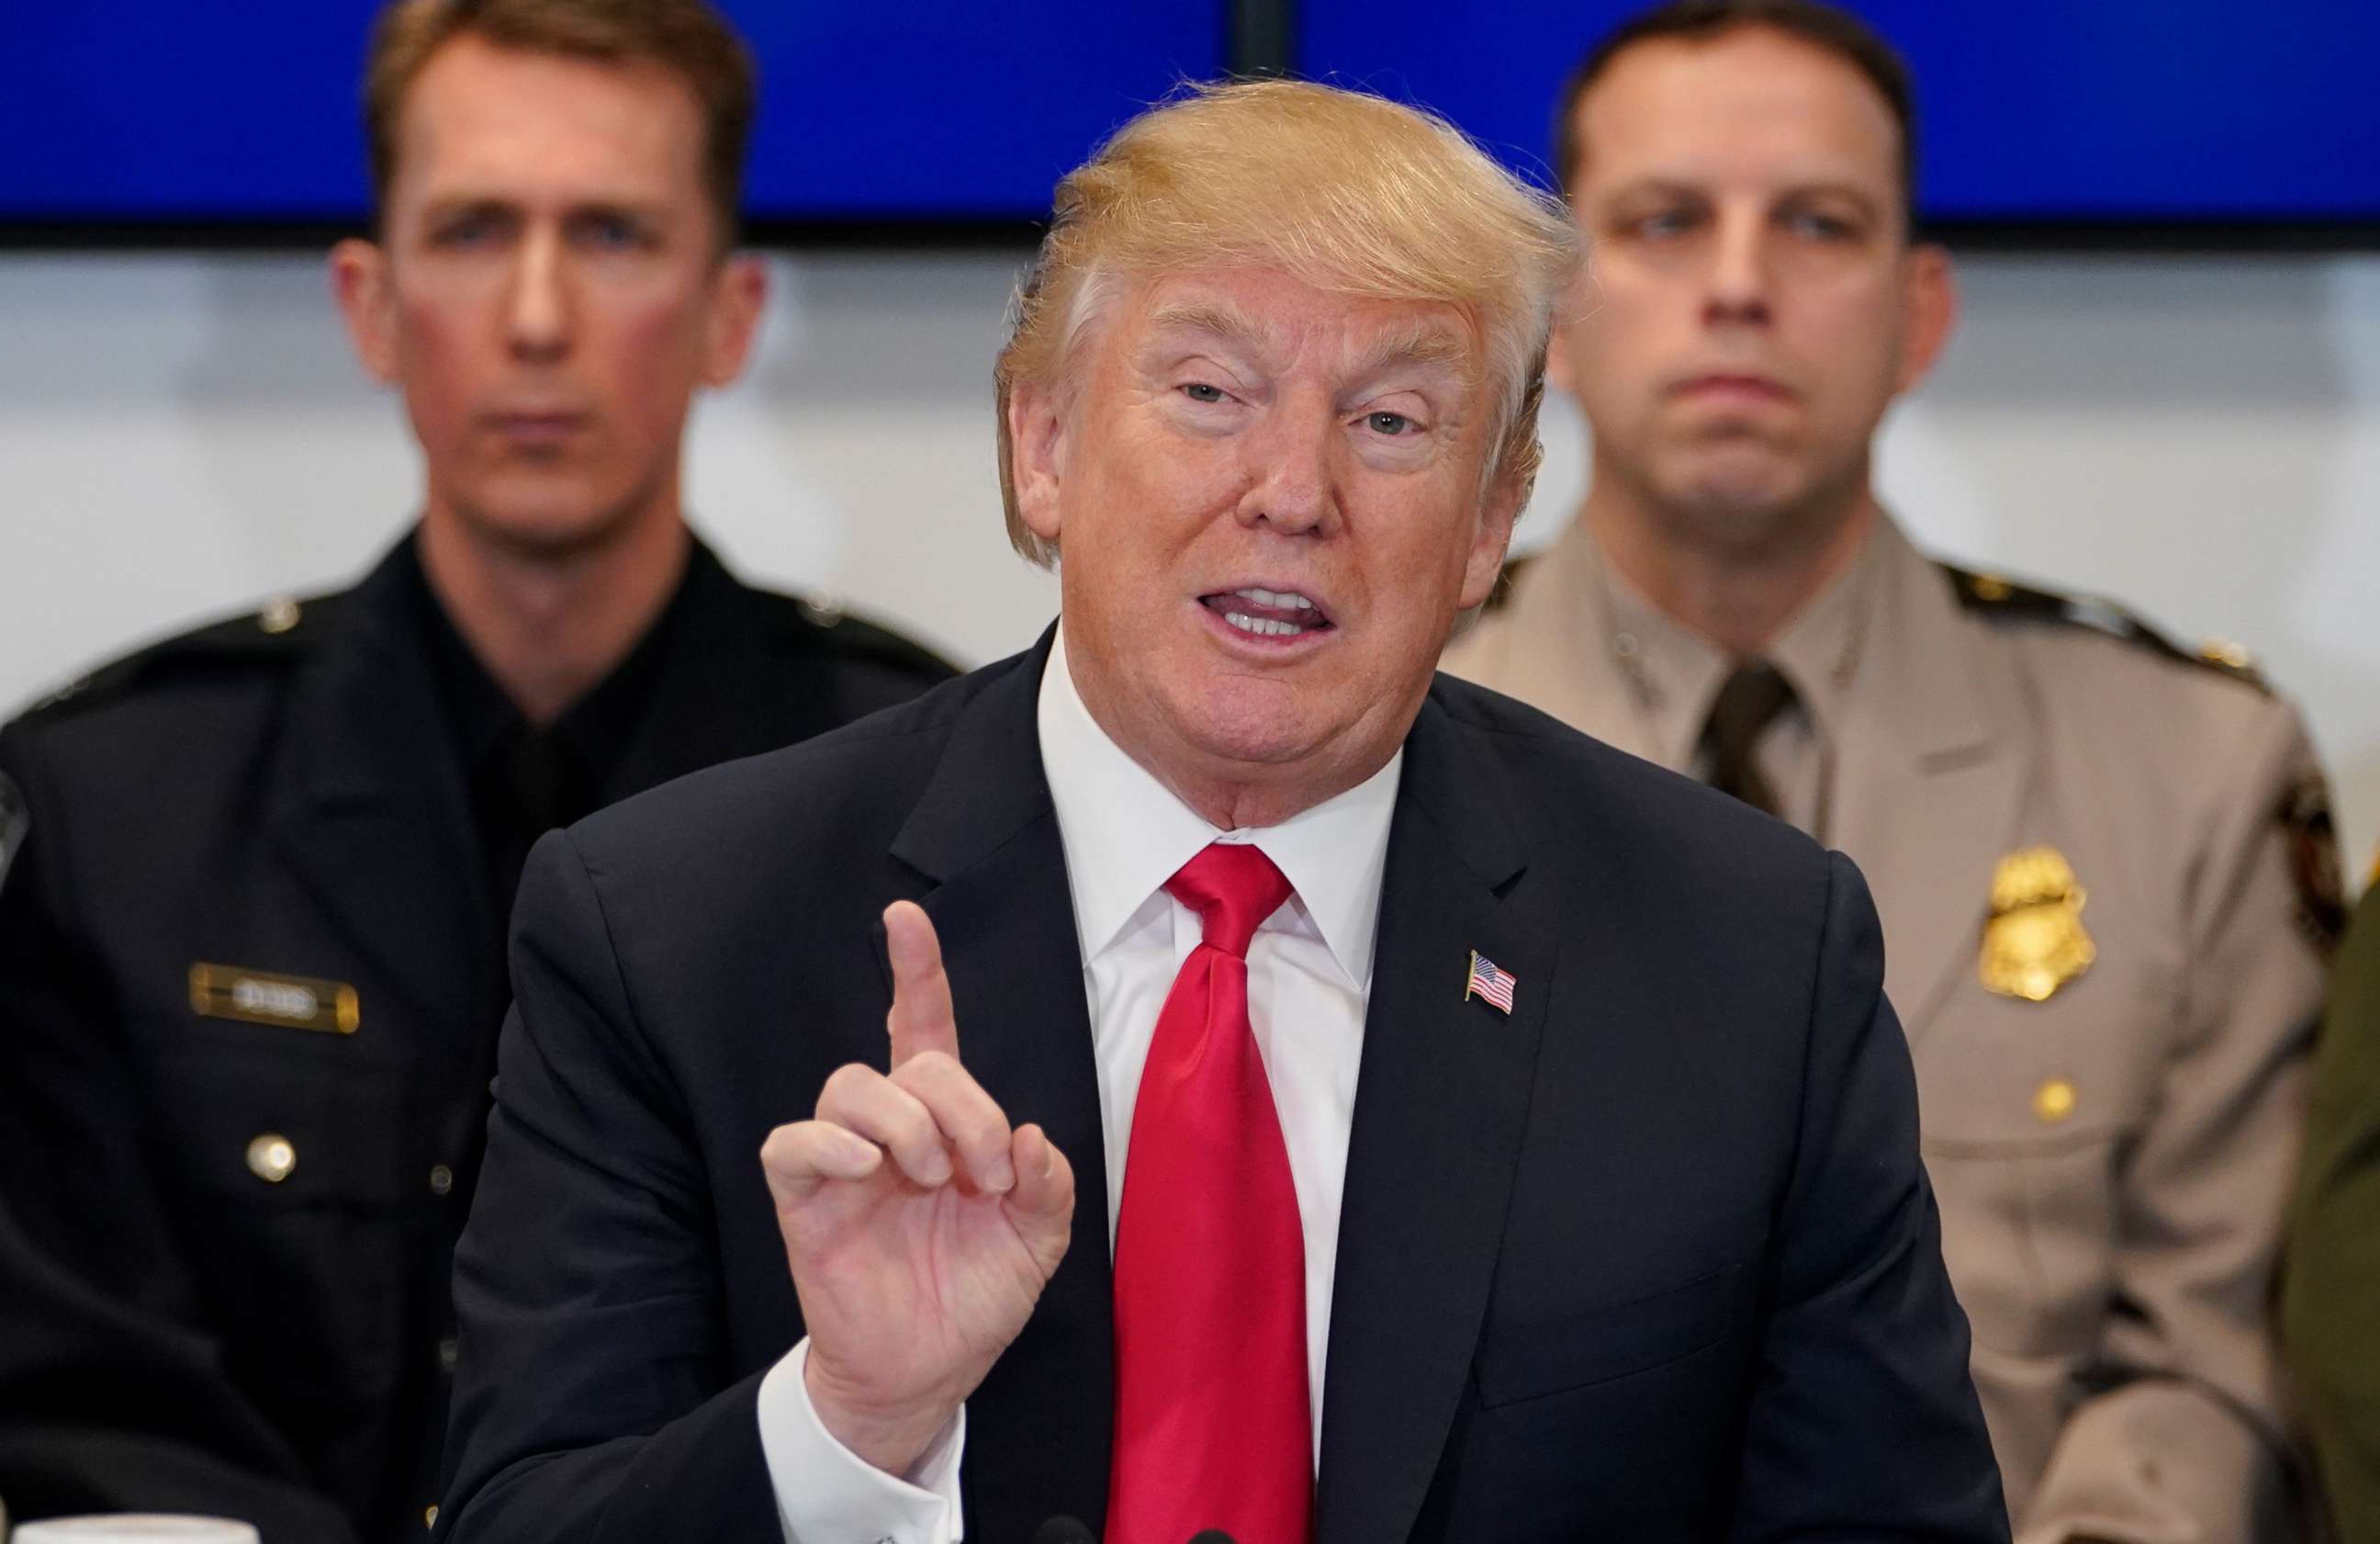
left=0, top=3, right=953, bottom=1538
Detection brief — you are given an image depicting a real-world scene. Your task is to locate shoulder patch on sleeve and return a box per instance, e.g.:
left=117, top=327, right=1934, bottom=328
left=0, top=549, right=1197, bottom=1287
left=0, top=768, right=26, bottom=895
left=2283, top=773, right=2348, bottom=956
left=1935, top=561, right=2271, bottom=693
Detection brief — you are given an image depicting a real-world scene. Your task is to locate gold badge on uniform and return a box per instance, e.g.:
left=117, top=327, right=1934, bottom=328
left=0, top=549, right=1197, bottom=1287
left=189, top=963, right=360, bottom=1034
left=1978, top=847, right=2095, bottom=1002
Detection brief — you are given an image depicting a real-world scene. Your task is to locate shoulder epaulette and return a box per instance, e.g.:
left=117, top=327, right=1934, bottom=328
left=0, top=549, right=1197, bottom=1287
left=14, top=587, right=353, bottom=721
left=760, top=591, right=960, bottom=682
left=1936, top=561, right=2268, bottom=692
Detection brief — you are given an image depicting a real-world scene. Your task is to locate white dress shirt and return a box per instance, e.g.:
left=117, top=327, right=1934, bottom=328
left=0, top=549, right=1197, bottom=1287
left=760, top=628, right=1399, bottom=1542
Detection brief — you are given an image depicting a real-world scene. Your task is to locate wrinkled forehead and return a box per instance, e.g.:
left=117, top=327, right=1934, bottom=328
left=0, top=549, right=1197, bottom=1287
left=1092, top=266, right=1487, bottom=386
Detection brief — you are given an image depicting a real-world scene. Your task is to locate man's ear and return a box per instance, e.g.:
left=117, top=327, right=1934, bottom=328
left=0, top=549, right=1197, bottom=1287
left=1008, top=379, right=1068, bottom=547
left=1895, top=242, right=1959, bottom=393
left=1456, top=464, right=1530, bottom=612
left=702, top=253, right=769, bottom=388
left=330, top=239, right=399, bottom=385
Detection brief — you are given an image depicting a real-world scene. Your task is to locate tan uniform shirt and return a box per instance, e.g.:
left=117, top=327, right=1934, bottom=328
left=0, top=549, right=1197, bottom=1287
left=1445, top=513, right=2336, bottom=1542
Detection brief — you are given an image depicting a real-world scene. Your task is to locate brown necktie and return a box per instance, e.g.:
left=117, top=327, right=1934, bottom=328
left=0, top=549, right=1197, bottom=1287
left=1699, top=661, right=1797, bottom=817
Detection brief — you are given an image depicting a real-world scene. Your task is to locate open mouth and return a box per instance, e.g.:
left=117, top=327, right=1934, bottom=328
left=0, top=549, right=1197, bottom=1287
left=1197, top=585, right=1336, bottom=643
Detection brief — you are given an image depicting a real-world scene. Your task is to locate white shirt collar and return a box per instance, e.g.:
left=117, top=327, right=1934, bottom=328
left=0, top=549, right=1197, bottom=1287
left=1037, top=625, right=1402, bottom=991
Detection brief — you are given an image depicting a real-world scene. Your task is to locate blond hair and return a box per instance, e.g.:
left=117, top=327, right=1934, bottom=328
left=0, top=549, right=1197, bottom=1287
left=994, top=78, right=1580, bottom=566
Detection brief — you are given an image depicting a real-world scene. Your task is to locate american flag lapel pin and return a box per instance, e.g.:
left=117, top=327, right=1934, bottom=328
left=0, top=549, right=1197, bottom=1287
left=1465, top=950, right=1517, bottom=1015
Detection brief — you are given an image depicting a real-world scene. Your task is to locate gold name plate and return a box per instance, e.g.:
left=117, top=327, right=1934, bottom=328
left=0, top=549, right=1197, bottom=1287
left=189, top=963, right=360, bottom=1034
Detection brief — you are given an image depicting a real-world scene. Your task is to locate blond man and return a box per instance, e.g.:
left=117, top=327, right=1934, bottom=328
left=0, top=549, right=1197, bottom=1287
left=435, top=79, right=2005, bottom=1543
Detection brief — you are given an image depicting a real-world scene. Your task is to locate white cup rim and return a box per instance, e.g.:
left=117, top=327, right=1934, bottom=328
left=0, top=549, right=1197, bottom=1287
left=9, top=1517, right=263, bottom=1543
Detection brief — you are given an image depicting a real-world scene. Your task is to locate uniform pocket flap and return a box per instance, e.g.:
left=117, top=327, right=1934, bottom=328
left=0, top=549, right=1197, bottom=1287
left=157, top=1045, right=416, bottom=1204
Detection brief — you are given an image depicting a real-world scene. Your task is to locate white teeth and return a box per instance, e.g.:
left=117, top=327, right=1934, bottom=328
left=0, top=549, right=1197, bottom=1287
left=1223, top=611, right=1310, bottom=638
left=1231, top=586, right=1317, bottom=611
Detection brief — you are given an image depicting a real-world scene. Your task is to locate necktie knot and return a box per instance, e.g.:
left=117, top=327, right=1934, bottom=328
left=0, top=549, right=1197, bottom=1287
left=1700, top=659, right=1798, bottom=817
left=1164, top=842, right=1291, bottom=960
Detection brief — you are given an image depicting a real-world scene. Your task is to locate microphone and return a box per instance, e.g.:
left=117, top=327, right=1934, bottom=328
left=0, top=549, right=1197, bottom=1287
left=1026, top=1520, right=1235, bottom=1544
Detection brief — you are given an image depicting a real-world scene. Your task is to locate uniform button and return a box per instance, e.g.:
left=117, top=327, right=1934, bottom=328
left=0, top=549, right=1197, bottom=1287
left=438, top=1336, right=459, bottom=1372
left=1970, top=573, right=2013, bottom=603
left=259, top=596, right=302, bottom=634
left=246, top=1133, right=297, bottom=1183
left=429, top=1163, right=455, bottom=1195
left=2033, top=1078, right=2078, bottom=1124
left=424, top=1504, right=439, bottom=1528
left=32, top=676, right=90, bottom=712
left=2200, top=637, right=2254, bottom=671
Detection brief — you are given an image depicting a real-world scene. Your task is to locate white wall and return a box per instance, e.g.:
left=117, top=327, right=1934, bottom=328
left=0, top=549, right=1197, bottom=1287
left=4, top=249, right=2377, bottom=872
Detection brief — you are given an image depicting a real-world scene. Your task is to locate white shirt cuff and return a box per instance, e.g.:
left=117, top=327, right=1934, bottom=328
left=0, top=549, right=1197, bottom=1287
left=758, top=1336, right=967, bottom=1543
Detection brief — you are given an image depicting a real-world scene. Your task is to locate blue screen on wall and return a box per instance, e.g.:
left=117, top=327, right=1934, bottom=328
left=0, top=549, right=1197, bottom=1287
left=2, top=1, right=2371, bottom=236
left=1298, top=0, right=2380, bottom=227
left=0, top=2, right=1227, bottom=226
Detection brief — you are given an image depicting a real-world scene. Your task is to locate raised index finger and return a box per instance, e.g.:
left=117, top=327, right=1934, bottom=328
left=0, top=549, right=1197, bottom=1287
left=883, top=900, right=960, bottom=1067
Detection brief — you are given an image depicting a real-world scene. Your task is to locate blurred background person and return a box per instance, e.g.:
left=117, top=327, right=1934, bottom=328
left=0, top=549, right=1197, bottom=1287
left=1443, top=2, right=2341, bottom=1538
left=2287, top=880, right=2380, bottom=1544
left=0, top=1, right=951, bottom=1538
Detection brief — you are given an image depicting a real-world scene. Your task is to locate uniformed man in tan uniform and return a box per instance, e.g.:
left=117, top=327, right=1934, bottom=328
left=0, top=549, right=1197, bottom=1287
left=1444, top=3, right=2342, bottom=1537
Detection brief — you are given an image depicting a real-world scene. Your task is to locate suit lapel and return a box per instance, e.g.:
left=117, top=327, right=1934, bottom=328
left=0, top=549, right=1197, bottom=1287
left=262, top=545, right=489, bottom=1046
left=886, top=633, right=1117, bottom=1540
left=1314, top=694, right=1553, bottom=1544
left=1830, top=524, right=2032, bottom=1039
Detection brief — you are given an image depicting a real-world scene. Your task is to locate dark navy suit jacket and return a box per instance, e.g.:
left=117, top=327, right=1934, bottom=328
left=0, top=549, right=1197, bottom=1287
left=438, top=630, right=2008, bottom=1543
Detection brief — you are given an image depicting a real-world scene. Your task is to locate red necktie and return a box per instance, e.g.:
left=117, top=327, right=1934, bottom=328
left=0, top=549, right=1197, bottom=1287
left=1106, top=843, right=1312, bottom=1544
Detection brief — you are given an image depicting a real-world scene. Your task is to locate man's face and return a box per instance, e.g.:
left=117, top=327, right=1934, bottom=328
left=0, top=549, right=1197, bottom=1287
left=333, top=35, right=763, bottom=554
left=1557, top=27, right=1952, bottom=540
left=1010, top=267, right=1521, bottom=814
